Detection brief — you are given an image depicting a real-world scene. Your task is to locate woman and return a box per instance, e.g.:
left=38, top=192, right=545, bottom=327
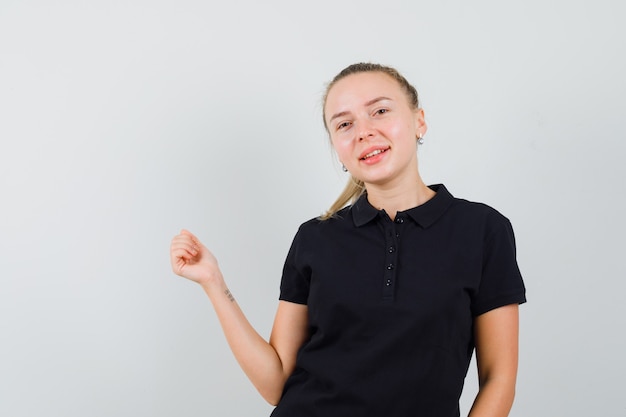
left=170, top=63, right=526, bottom=417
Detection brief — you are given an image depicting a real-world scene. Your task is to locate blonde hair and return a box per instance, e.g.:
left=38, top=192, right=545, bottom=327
left=320, top=63, right=420, bottom=220
left=320, top=176, right=366, bottom=220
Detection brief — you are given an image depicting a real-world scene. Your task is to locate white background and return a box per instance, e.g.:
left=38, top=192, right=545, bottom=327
left=1, top=1, right=624, bottom=416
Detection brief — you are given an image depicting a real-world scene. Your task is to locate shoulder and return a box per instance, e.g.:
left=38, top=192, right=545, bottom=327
left=298, top=205, right=353, bottom=231
left=434, top=185, right=516, bottom=240
left=284, top=207, right=353, bottom=267
left=450, top=194, right=512, bottom=228
left=289, top=205, right=351, bottom=244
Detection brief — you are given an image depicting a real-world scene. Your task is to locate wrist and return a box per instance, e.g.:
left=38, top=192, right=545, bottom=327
left=200, top=272, right=227, bottom=296
left=204, top=283, right=237, bottom=305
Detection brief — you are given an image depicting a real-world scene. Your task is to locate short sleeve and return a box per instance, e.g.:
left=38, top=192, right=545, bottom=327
left=471, top=212, right=527, bottom=316
left=279, top=226, right=311, bottom=305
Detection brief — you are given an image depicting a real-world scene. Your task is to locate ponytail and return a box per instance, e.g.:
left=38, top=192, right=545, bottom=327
left=320, top=176, right=365, bottom=220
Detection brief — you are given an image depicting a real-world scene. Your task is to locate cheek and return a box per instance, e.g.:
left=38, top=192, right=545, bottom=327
left=387, top=118, right=411, bottom=138
left=331, top=136, right=353, bottom=160
left=386, top=119, right=416, bottom=147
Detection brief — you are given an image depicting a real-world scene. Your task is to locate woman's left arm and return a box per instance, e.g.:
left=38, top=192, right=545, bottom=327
left=467, top=304, right=520, bottom=417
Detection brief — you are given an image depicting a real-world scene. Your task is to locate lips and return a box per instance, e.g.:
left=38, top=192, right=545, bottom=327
left=359, top=146, right=390, bottom=160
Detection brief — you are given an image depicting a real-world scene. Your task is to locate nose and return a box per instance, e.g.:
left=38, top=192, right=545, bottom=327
left=357, top=120, right=375, bottom=141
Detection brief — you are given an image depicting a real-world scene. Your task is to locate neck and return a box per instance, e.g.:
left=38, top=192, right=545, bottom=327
left=365, top=175, right=435, bottom=221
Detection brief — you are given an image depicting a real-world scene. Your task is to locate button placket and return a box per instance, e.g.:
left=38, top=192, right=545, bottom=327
left=382, top=215, right=403, bottom=300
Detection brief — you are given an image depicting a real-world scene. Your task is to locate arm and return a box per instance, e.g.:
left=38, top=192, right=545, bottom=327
left=467, top=304, right=520, bottom=417
left=170, top=229, right=309, bottom=405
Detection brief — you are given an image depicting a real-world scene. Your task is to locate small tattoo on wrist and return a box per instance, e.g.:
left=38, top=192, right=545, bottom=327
left=225, top=289, right=235, bottom=302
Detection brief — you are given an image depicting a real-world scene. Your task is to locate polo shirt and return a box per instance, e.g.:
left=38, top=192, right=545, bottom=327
left=272, top=184, right=526, bottom=417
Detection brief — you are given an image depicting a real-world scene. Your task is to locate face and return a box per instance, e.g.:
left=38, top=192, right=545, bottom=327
left=324, top=72, right=426, bottom=188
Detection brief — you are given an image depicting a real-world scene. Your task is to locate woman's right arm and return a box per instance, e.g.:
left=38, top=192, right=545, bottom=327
left=170, top=229, right=309, bottom=405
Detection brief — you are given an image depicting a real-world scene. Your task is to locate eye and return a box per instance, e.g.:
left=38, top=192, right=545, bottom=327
left=375, top=108, right=389, bottom=115
left=336, top=121, right=351, bottom=131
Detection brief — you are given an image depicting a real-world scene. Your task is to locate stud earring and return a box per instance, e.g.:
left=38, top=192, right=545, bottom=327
left=342, top=164, right=348, bottom=172
left=417, top=133, right=425, bottom=145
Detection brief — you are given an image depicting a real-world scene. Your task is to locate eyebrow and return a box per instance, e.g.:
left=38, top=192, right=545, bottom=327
left=328, top=96, right=392, bottom=124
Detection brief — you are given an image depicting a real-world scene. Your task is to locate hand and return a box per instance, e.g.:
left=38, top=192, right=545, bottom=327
left=170, top=229, right=222, bottom=287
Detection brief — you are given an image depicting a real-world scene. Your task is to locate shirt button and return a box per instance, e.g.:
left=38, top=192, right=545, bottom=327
left=388, top=246, right=395, bottom=253
left=395, top=217, right=404, bottom=224
left=387, top=264, right=394, bottom=270
left=386, top=279, right=392, bottom=286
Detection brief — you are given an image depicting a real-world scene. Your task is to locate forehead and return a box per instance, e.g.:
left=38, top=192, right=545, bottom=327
left=325, top=72, right=404, bottom=110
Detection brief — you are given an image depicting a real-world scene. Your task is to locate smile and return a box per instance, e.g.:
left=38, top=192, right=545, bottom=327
left=360, top=148, right=389, bottom=160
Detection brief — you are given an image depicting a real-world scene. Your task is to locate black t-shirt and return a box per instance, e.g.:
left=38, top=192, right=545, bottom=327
left=272, top=184, right=526, bottom=417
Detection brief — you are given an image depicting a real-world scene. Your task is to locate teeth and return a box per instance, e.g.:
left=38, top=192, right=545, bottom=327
left=363, top=149, right=384, bottom=159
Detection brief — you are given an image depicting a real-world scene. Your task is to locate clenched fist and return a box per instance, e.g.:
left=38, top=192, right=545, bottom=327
left=170, top=229, right=223, bottom=287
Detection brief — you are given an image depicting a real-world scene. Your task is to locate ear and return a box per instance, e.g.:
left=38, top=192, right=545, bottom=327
left=413, top=108, right=427, bottom=138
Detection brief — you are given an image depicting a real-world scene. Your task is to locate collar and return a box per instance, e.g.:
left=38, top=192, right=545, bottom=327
left=351, top=184, right=455, bottom=228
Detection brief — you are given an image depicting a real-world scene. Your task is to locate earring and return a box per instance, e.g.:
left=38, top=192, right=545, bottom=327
left=417, top=133, right=424, bottom=145
left=342, top=164, right=348, bottom=172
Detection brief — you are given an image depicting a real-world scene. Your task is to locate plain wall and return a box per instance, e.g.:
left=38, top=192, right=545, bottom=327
left=1, top=0, right=624, bottom=416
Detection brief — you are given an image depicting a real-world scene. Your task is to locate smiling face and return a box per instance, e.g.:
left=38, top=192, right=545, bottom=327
left=324, top=71, right=427, bottom=188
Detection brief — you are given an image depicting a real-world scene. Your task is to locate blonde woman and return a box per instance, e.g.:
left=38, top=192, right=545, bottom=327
left=170, top=63, right=526, bottom=417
